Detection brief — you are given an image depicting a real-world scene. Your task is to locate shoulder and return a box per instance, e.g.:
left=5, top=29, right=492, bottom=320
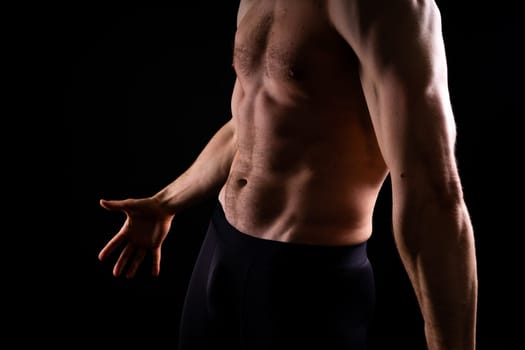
left=237, top=0, right=257, bottom=26
left=327, top=0, right=441, bottom=40
left=327, top=0, right=444, bottom=68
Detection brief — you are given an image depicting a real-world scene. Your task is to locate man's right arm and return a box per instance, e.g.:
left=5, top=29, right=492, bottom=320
left=98, top=82, right=238, bottom=278
left=153, top=116, right=237, bottom=214
left=97, top=117, right=236, bottom=278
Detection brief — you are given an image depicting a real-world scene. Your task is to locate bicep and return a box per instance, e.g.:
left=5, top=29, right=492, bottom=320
left=333, top=0, right=459, bottom=189
left=360, top=67, right=457, bottom=185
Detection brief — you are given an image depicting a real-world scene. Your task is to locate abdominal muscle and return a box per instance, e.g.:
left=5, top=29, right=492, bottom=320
left=218, top=78, right=388, bottom=246
left=217, top=0, right=388, bottom=246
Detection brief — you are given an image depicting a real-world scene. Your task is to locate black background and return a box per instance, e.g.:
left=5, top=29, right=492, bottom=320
left=21, top=1, right=523, bottom=349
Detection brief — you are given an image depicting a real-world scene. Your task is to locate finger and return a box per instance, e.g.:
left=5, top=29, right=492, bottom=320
left=125, top=250, right=146, bottom=279
left=114, top=244, right=134, bottom=277
left=151, top=249, right=162, bottom=277
left=98, top=232, right=126, bottom=261
left=99, top=198, right=132, bottom=211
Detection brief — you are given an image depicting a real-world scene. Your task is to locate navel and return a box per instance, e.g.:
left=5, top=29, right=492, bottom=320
left=237, top=178, right=248, bottom=187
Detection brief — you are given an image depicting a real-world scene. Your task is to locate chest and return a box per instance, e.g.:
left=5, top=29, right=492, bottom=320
left=233, top=1, right=350, bottom=82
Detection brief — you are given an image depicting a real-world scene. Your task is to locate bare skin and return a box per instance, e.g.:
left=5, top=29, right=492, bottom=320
left=220, top=0, right=387, bottom=245
left=98, top=1, right=478, bottom=349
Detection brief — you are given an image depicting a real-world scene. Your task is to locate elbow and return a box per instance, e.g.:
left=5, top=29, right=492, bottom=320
left=392, top=170, right=471, bottom=250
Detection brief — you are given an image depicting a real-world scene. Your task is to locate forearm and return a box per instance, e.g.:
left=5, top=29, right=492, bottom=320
left=394, top=199, right=478, bottom=350
left=153, top=119, right=237, bottom=214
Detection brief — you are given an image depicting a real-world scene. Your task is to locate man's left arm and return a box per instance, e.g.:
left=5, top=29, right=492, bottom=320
left=329, top=0, right=478, bottom=349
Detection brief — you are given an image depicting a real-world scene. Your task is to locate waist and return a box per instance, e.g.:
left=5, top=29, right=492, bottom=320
left=211, top=200, right=369, bottom=269
left=219, top=171, right=378, bottom=245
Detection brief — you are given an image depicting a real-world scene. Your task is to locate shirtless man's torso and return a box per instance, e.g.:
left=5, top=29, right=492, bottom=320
left=220, top=0, right=387, bottom=246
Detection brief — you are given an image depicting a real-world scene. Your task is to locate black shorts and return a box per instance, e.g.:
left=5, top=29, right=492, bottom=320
left=178, top=201, right=375, bottom=350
